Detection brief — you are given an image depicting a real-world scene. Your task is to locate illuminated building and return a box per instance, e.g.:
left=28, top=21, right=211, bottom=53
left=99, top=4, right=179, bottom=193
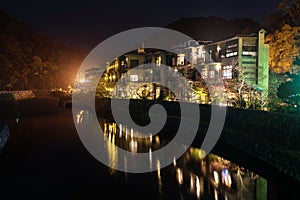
left=104, top=49, right=186, bottom=101
left=87, top=29, right=269, bottom=104
left=172, top=29, right=270, bottom=103
left=204, top=29, right=269, bottom=99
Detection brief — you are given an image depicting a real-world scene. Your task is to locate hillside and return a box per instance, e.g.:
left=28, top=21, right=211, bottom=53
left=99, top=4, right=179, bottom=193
left=0, top=13, right=262, bottom=91
left=166, top=16, right=261, bottom=42
left=0, top=10, right=86, bottom=90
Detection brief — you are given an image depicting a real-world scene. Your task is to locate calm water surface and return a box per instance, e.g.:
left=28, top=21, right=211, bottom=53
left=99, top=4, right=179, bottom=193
left=76, top=109, right=267, bottom=200
left=0, top=109, right=297, bottom=199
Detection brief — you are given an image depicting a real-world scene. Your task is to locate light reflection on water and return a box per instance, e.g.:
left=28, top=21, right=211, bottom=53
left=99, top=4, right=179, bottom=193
left=75, top=110, right=267, bottom=199
left=99, top=119, right=267, bottom=200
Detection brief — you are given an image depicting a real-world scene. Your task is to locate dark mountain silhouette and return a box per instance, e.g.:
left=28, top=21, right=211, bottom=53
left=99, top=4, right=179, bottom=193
left=166, top=16, right=261, bottom=42
left=0, top=13, right=262, bottom=91
left=0, top=10, right=86, bottom=90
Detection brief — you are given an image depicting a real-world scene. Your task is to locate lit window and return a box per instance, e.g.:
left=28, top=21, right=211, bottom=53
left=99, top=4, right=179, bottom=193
left=209, top=70, right=215, bottom=78
left=227, top=44, right=238, bottom=48
left=156, top=56, right=162, bottom=65
left=201, top=68, right=208, bottom=79
left=242, top=51, right=257, bottom=56
left=177, top=54, right=185, bottom=65
left=222, top=65, right=232, bottom=79
left=225, top=52, right=237, bottom=58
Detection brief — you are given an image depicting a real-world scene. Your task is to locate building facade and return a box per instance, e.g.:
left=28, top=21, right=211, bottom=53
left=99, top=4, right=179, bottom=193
left=85, top=29, right=270, bottom=106
left=204, top=29, right=269, bottom=99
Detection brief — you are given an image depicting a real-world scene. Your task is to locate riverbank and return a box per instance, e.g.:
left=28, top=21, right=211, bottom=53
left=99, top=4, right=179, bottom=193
left=0, top=94, right=64, bottom=154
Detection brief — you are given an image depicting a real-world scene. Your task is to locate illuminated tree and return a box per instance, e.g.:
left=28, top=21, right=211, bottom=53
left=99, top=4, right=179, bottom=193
left=225, top=69, right=254, bottom=109
left=265, top=24, right=300, bottom=73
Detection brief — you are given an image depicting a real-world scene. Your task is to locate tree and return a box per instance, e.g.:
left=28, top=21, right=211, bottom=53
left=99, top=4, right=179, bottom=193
left=265, top=24, right=300, bottom=73
left=277, top=0, right=300, bottom=27
left=0, top=54, right=13, bottom=89
left=225, top=69, right=254, bottom=109
left=268, top=71, right=286, bottom=110
left=263, top=11, right=284, bottom=32
left=277, top=73, right=300, bottom=105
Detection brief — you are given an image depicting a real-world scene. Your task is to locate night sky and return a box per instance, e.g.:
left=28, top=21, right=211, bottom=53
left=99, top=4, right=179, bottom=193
left=0, top=0, right=282, bottom=50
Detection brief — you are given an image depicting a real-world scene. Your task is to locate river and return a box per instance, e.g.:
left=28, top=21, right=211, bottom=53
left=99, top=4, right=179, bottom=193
left=0, top=109, right=298, bottom=199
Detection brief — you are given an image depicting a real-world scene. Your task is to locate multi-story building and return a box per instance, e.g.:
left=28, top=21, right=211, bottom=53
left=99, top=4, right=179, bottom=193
left=204, top=29, right=269, bottom=98
left=171, top=29, right=269, bottom=103
left=101, top=48, right=195, bottom=100
left=85, top=29, right=269, bottom=105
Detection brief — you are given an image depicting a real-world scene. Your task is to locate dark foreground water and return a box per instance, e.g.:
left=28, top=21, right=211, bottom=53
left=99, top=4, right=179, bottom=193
left=0, top=109, right=298, bottom=199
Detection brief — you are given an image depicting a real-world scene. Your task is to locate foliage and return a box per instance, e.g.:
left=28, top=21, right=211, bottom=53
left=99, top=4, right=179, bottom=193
left=265, top=24, right=300, bottom=73
left=277, top=0, right=300, bottom=27
left=268, top=71, right=286, bottom=110
left=0, top=11, right=86, bottom=90
left=277, top=73, right=300, bottom=105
